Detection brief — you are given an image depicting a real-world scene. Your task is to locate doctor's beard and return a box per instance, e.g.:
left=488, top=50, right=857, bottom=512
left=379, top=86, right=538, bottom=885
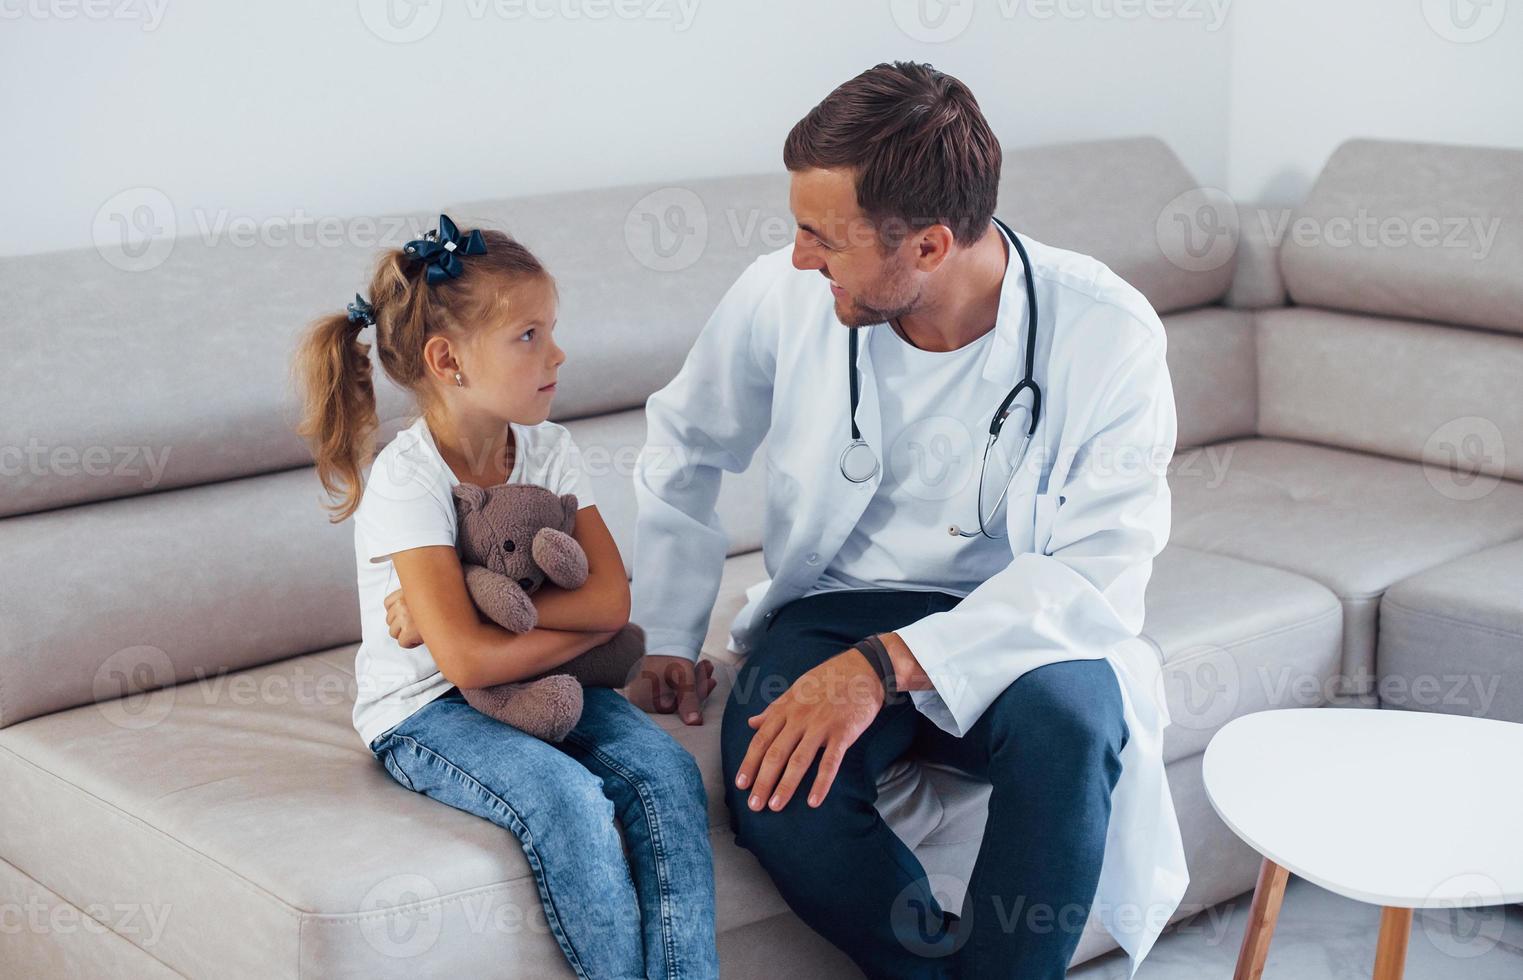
left=830, top=253, right=922, bottom=328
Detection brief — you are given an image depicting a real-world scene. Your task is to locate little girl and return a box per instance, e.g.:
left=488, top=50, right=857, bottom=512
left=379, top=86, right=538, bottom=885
left=293, top=214, right=719, bottom=979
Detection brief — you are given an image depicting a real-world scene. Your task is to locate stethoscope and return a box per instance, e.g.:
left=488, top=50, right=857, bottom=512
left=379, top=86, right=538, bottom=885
left=840, top=217, right=1042, bottom=540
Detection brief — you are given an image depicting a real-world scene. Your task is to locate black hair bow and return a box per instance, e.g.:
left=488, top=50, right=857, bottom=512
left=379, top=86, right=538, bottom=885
left=404, top=213, right=488, bottom=284
left=346, top=293, right=376, bottom=327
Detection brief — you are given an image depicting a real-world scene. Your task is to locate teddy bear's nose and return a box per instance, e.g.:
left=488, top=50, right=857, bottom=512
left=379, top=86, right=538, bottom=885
left=518, top=577, right=533, bottom=590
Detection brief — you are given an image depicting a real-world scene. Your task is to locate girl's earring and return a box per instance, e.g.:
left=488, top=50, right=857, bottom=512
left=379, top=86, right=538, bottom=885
left=454, top=371, right=464, bottom=387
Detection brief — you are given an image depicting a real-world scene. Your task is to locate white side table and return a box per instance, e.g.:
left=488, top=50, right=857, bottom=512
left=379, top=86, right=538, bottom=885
left=1203, top=708, right=1523, bottom=979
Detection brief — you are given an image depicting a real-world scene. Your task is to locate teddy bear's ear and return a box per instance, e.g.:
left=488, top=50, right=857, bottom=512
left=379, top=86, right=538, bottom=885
left=452, top=483, right=487, bottom=515
left=559, top=494, right=579, bottom=534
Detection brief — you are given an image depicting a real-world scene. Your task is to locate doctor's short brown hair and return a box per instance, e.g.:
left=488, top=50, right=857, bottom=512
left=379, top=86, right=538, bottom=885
left=783, top=61, right=1002, bottom=248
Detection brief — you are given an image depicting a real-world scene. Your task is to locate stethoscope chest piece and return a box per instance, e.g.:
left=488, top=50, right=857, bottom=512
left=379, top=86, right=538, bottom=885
left=839, top=439, right=879, bottom=483
left=836, top=217, right=1044, bottom=541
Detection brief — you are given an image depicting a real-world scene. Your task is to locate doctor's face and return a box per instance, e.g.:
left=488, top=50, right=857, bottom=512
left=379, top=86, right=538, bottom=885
left=789, top=168, right=922, bottom=329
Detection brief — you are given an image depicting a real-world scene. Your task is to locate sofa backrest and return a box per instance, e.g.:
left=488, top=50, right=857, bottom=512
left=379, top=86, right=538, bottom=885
left=0, top=137, right=1231, bottom=730
left=1257, top=139, right=1523, bottom=481
left=1279, top=138, right=1523, bottom=334
left=1000, top=137, right=1252, bottom=450
left=1000, top=137, right=1236, bottom=315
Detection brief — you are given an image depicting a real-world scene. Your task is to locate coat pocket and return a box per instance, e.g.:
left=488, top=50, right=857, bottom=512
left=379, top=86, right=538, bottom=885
left=1031, top=491, right=1063, bottom=556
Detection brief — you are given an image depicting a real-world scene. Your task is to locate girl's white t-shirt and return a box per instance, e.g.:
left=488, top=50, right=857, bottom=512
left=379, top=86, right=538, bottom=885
left=350, top=414, right=597, bottom=748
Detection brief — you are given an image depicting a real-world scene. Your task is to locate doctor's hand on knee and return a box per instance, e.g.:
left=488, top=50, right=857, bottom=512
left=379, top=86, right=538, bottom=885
left=733, top=649, right=887, bottom=814
left=625, top=655, right=716, bottom=725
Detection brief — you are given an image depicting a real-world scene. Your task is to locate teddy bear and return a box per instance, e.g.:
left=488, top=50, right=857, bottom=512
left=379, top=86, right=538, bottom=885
left=451, top=482, right=645, bottom=742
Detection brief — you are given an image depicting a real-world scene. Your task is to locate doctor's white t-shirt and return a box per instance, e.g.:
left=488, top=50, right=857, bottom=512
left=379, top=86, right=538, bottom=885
left=807, top=321, right=1018, bottom=598
left=350, top=414, right=596, bottom=748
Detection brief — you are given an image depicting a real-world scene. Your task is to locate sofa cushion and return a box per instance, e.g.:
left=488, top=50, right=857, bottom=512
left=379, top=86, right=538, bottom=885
left=1378, top=539, right=1523, bottom=722
left=0, top=525, right=1352, bottom=980
left=1279, top=138, right=1523, bottom=335
left=0, top=856, right=184, bottom=980
left=0, top=551, right=979, bottom=980
left=1162, top=307, right=1258, bottom=450
left=1168, top=438, right=1523, bottom=685
left=0, top=217, right=427, bottom=520
left=1256, top=307, right=1523, bottom=481
left=0, top=406, right=763, bottom=732
left=0, top=663, right=780, bottom=980
left=1145, top=547, right=1343, bottom=761
left=0, top=467, right=363, bottom=731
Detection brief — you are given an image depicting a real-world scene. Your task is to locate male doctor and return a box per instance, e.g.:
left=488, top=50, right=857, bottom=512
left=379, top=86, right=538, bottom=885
left=627, top=62, right=1187, bottom=979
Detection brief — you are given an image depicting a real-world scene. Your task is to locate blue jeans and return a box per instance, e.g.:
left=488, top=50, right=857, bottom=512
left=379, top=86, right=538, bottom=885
left=720, top=590, right=1127, bottom=980
left=370, top=685, right=719, bottom=979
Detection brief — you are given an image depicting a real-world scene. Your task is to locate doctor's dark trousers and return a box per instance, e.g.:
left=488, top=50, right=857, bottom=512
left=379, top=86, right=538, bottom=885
left=719, top=589, right=1128, bottom=980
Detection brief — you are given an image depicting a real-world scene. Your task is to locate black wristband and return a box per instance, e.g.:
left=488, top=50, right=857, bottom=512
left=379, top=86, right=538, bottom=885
left=851, top=634, right=900, bottom=701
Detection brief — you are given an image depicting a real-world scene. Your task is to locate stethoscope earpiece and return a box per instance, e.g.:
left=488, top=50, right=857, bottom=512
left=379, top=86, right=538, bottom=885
left=839, top=217, right=1044, bottom=541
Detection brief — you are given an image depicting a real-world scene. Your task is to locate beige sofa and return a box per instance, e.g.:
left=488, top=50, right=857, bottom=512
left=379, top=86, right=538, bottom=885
left=2, top=136, right=1518, bottom=978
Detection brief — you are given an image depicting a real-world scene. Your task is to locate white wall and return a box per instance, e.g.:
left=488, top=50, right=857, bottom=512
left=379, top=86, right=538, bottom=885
left=1226, top=0, right=1523, bottom=205
left=10, top=0, right=1517, bottom=258
left=0, top=0, right=1232, bottom=256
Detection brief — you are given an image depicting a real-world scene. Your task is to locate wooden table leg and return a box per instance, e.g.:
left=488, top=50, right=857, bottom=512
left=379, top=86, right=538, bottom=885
left=1233, top=858, right=1290, bottom=980
left=1372, top=906, right=1413, bottom=980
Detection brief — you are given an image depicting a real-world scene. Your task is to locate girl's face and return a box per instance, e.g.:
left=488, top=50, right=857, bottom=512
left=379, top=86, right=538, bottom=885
left=460, top=275, right=565, bottom=425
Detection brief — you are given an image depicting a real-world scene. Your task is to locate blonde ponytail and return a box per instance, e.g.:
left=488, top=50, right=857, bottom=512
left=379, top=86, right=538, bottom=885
left=294, top=311, right=378, bottom=523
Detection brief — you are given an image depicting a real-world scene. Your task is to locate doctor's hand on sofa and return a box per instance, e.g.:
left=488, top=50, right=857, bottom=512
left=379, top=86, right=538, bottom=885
left=624, top=655, right=716, bottom=726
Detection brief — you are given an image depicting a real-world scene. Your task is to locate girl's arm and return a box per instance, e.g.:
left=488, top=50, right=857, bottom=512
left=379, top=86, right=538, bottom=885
left=530, top=504, right=633, bottom=633
left=389, top=545, right=617, bottom=689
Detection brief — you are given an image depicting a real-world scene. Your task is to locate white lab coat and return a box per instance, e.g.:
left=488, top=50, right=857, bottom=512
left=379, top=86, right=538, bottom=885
left=631, top=238, right=1189, bottom=972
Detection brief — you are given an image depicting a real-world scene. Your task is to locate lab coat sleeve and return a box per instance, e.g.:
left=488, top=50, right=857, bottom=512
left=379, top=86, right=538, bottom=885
left=895, top=325, right=1177, bottom=737
left=630, top=257, right=779, bottom=662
